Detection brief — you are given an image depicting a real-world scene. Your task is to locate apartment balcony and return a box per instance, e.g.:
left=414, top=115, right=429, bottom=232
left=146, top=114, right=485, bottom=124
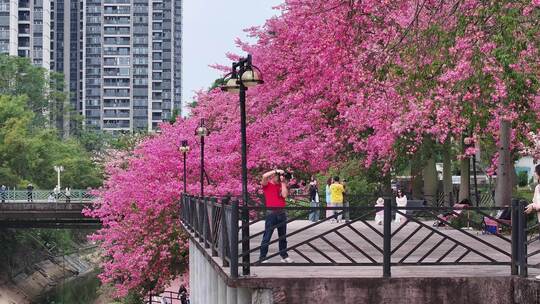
left=19, top=0, right=30, bottom=9
left=103, top=118, right=130, bottom=127
left=104, top=28, right=130, bottom=35
left=104, top=110, right=130, bottom=119
left=104, top=0, right=130, bottom=4
left=104, top=102, right=130, bottom=108
left=104, top=7, right=130, bottom=15
left=18, top=12, right=30, bottom=22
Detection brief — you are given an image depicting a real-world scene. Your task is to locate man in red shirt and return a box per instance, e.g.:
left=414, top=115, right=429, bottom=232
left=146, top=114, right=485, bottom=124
left=259, top=169, right=293, bottom=263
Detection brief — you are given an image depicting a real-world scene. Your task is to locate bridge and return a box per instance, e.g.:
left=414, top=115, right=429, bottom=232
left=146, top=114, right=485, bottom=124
left=0, top=190, right=99, bottom=229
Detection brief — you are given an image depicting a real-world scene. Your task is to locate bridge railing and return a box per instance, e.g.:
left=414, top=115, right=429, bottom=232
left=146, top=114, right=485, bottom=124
left=180, top=194, right=533, bottom=279
left=0, top=189, right=94, bottom=203
left=146, top=291, right=186, bottom=304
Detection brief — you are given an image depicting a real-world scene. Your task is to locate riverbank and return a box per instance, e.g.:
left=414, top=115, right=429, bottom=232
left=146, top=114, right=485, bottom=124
left=0, top=246, right=101, bottom=304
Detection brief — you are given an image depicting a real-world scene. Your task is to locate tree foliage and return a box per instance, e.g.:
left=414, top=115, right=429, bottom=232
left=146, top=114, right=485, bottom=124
left=0, top=90, right=102, bottom=188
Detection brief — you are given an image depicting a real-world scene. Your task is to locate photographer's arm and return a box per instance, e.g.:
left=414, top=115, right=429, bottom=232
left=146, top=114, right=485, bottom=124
left=261, top=169, right=283, bottom=186
left=281, top=180, right=289, bottom=199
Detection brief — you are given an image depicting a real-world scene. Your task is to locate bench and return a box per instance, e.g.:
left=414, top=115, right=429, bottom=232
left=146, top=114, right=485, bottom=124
left=405, top=199, right=426, bottom=214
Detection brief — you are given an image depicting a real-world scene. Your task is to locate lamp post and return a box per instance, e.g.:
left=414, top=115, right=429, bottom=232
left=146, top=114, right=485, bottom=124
left=196, top=119, right=208, bottom=198
left=53, top=165, right=64, bottom=189
left=220, top=54, right=264, bottom=276
left=466, top=133, right=480, bottom=206
left=179, top=140, right=190, bottom=194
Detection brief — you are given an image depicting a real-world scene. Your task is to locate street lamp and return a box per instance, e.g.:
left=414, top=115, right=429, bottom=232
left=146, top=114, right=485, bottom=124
left=468, top=134, right=480, bottom=207
left=53, top=165, right=64, bottom=189
left=196, top=119, right=208, bottom=198
left=220, top=54, right=264, bottom=275
left=179, top=140, right=190, bottom=194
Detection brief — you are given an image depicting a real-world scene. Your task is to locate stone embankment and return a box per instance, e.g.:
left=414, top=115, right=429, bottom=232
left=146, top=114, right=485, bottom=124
left=0, top=247, right=99, bottom=304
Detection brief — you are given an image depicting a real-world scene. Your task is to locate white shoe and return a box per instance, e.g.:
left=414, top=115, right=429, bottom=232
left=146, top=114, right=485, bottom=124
left=535, top=275, right=540, bottom=280
left=280, top=257, right=294, bottom=263
left=261, top=259, right=269, bottom=264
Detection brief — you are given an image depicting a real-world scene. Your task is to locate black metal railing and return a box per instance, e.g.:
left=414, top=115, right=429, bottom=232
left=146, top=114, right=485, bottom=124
left=146, top=291, right=187, bottom=303
left=180, top=194, right=534, bottom=278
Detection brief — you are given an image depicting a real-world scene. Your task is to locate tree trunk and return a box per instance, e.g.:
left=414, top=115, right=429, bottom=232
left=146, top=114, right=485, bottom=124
left=442, top=140, right=453, bottom=206
left=458, top=135, right=470, bottom=202
left=423, top=156, right=438, bottom=205
left=380, top=173, right=392, bottom=197
left=495, top=120, right=512, bottom=207
left=411, top=159, right=423, bottom=199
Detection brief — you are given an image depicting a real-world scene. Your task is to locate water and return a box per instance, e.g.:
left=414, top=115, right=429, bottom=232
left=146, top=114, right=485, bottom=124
left=36, top=270, right=102, bottom=304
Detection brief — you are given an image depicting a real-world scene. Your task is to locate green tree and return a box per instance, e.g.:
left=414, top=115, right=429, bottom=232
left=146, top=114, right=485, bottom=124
left=0, top=95, right=102, bottom=188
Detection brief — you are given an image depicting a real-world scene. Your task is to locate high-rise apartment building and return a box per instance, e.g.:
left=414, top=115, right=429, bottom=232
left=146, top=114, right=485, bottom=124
left=0, top=0, right=51, bottom=68
left=82, top=0, right=182, bottom=132
left=0, top=0, right=182, bottom=133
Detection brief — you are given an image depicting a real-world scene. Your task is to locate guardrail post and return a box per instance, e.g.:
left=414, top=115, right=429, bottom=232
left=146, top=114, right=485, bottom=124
left=204, top=197, right=210, bottom=249
left=189, top=196, right=195, bottom=233
left=518, top=200, right=528, bottom=277
left=241, top=202, right=250, bottom=276
left=344, top=199, right=350, bottom=222
left=221, top=198, right=229, bottom=267
left=230, top=200, right=239, bottom=278
left=198, top=197, right=204, bottom=243
left=383, top=198, right=391, bottom=278
left=511, top=199, right=519, bottom=275
left=211, top=197, right=218, bottom=257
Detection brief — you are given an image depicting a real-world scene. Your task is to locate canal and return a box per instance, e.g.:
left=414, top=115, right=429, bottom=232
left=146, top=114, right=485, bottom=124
left=36, top=270, right=102, bottom=304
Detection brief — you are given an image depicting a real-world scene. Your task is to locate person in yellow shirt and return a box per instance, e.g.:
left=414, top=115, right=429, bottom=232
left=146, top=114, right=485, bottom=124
left=329, top=176, right=346, bottom=223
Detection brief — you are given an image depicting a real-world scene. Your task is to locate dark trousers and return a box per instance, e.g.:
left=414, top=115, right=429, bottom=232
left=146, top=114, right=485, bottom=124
left=259, top=211, right=288, bottom=259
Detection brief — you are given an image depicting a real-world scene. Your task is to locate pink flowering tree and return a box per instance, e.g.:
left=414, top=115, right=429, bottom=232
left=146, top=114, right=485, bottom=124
left=87, top=0, right=540, bottom=297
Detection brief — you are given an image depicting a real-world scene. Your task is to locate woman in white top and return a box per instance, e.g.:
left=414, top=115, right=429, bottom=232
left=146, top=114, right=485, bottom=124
left=395, top=189, right=408, bottom=224
left=526, top=165, right=540, bottom=222
left=525, top=165, right=540, bottom=279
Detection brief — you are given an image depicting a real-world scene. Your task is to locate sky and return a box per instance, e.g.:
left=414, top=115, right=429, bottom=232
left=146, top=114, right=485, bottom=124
left=182, top=0, right=282, bottom=115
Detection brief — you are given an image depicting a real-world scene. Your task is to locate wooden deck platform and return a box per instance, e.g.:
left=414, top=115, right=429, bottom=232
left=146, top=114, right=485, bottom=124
left=214, top=219, right=540, bottom=279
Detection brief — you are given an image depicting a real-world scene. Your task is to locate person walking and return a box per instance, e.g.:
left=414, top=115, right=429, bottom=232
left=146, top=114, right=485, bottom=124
left=308, top=176, right=320, bottom=222
left=178, top=285, right=189, bottom=304
left=259, top=169, right=293, bottom=263
left=0, top=185, right=6, bottom=203
left=325, top=178, right=333, bottom=220
left=65, top=187, right=71, bottom=203
left=53, top=185, right=60, bottom=200
left=27, top=183, right=33, bottom=202
left=395, top=189, right=408, bottom=224
left=329, top=177, right=346, bottom=223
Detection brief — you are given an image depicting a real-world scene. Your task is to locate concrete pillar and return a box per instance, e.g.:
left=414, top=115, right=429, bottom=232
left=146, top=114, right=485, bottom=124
left=194, top=242, right=200, bottom=304
left=197, top=244, right=203, bottom=304
left=252, top=289, right=273, bottom=304
left=227, top=286, right=238, bottom=304
left=202, top=253, right=208, bottom=304
left=209, top=261, right=218, bottom=303
left=189, top=242, right=194, bottom=303
left=217, top=273, right=227, bottom=304
left=237, top=288, right=252, bottom=304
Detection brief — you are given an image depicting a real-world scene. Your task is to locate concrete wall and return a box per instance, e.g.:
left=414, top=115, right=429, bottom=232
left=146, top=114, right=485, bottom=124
left=189, top=240, right=255, bottom=304
left=189, top=241, right=540, bottom=304
left=259, top=277, right=540, bottom=304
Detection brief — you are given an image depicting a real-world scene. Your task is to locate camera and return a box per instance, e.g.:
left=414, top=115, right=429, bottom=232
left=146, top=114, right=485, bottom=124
left=278, top=170, right=292, bottom=180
